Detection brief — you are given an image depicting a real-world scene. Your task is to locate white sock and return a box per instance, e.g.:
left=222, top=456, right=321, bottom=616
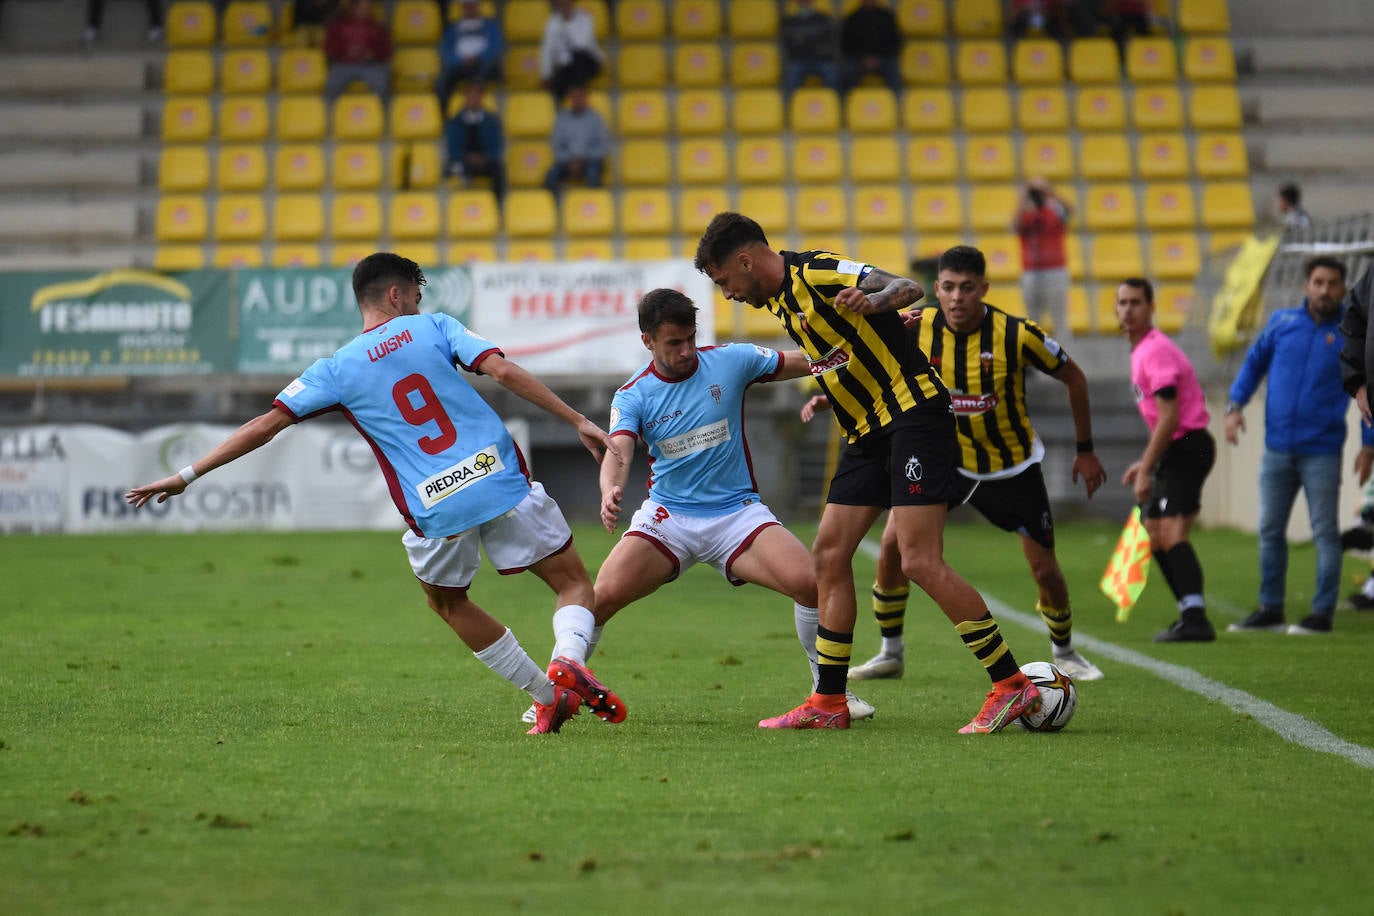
left=1363, top=576, right=1374, bottom=599
left=586, top=624, right=603, bottom=662
left=551, top=604, right=595, bottom=663
left=794, top=603, right=820, bottom=690
left=473, top=628, right=553, bottom=705
left=881, top=636, right=905, bottom=658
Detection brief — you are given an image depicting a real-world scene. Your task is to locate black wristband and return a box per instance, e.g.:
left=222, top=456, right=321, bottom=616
left=1076, top=439, right=1095, bottom=453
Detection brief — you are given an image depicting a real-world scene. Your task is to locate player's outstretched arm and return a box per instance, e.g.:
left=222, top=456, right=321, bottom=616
left=598, top=435, right=637, bottom=532
left=835, top=266, right=925, bottom=315
left=125, top=408, right=294, bottom=508
left=772, top=349, right=815, bottom=382
left=1054, top=358, right=1107, bottom=497
left=479, top=352, right=620, bottom=466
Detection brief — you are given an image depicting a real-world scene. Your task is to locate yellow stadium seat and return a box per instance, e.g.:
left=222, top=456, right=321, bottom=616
left=1089, top=232, right=1145, bottom=280
left=1075, top=85, right=1126, bottom=131
left=499, top=239, right=553, bottom=262
left=153, top=245, right=201, bottom=271
left=792, top=138, right=844, bottom=184
left=332, top=144, right=384, bottom=190
left=853, top=186, right=905, bottom=234
left=166, top=1, right=216, bottom=47
left=502, top=0, right=548, bottom=44
left=161, top=96, right=212, bottom=143
left=617, top=90, right=670, bottom=136
left=1153, top=283, right=1195, bottom=334
left=221, top=1, right=273, bottom=47
left=581, top=0, right=611, bottom=39
left=673, top=0, right=722, bottom=39
left=896, top=0, right=946, bottom=37
left=1142, top=182, right=1198, bottom=230
left=216, top=145, right=267, bottom=191
left=1089, top=284, right=1121, bottom=334
left=331, top=194, right=384, bottom=241
left=276, top=95, right=327, bottom=141
left=270, top=244, right=322, bottom=268
left=912, top=186, right=964, bottom=232
left=563, top=238, right=613, bottom=261
left=395, top=243, right=441, bottom=267
left=845, top=87, right=898, bottom=134
left=1183, top=37, right=1236, bottom=81
left=617, top=0, right=666, bottom=39
left=393, top=47, right=440, bottom=92
left=903, top=88, right=954, bottom=131
left=1136, top=132, right=1190, bottom=180
left=329, top=243, right=377, bottom=267
left=679, top=186, right=733, bottom=236
left=445, top=240, right=498, bottom=264
left=676, top=90, right=727, bottom=135
left=678, top=138, right=730, bottom=185
left=730, top=42, right=781, bottom=88
left=164, top=50, right=214, bottom=93
left=446, top=190, right=500, bottom=238
left=735, top=137, right=786, bottom=184
left=1079, top=134, right=1132, bottom=180
left=1195, top=132, right=1249, bottom=178
left=796, top=188, right=846, bottom=235
left=618, top=139, right=669, bottom=186
left=506, top=141, right=553, bottom=188
left=1188, top=84, right=1242, bottom=129
left=901, top=41, right=950, bottom=85
left=1150, top=233, right=1202, bottom=281
left=389, top=192, right=441, bottom=240
left=1068, top=37, right=1119, bottom=83
left=618, top=43, right=667, bottom=89
left=278, top=48, right=326, bottom=94
left=158, top=147, right=210, bottom=192
left=963, top=136, right=1016, bottom=181
left=737, top=188, right=791, bottom=236
left=504, top=189, right=557, bottom=237
left=501, top=43, right=542, bottom=91
left=960, top=87, right=1011, bottom=132
left=622, top=237, right=673, bottom=261
left=390, top=94, right=442, bottom=140
left=854, top=235, right=912, bottom=273
left=1017, top=86, right=1069, bottom=131
left=620, top=189, right=672, bottom=236
left=402, top=142, right=443, bottom=190
left=272, top=195, right=325, bottom=242
left=906, top=137, right=959, bottom=182
left=729, top=0, right=778, bottom=39
left=956, top=40, right=1007, bottom=84
left=674, top=42, right=724, bottom=87
left=211, top=244, right=263, bottom=268
left=1064, top=285, right=1093, bottom=335
left=392, top=0, right=441, bottom=45
left=912, top=233, right=962, bottom=260
left=332, top=95, right=384, bottom=140
left=1084, top=184, right=1139, bottom=231
left=218, top=95, right=269, bottom=142
left=732, top=88, right=784, bottom=135
left=1020, top=134, right=1074, bottom=181
left=968, top=185, right=1020, bottom=232
left=1013, top=39, right=1064, bottom=84
left=220, top=49, right=269, bottom=93
left=1178, top=0, right=1230, bottom=34
left=789, top=87, right=840, bottom=131
left=1126, top=36, right=1177, bottom=82
left=952, top=0, right=1002, bottom=36
left=1065, top=233, right=1086, bottom=279
left=214, top=194, right=266, bottom=242
left=851, top=137, right=902, bottom=183
left=976, top=233, right=1021, bottom=282
left=1132, top=86, right=1184, bottom=130
left=503, top=91, right=555, bottom=139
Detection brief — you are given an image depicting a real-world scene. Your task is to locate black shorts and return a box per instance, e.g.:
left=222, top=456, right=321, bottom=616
left=957, top=463, right=1055, bottom=549
left=826, top=403, right=963, bottom=508
left=1144, top=429, right=1215, bottom=519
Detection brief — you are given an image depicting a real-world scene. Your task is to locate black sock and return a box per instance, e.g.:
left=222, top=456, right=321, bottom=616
left=1164, top=543, right=1204, bottom=604
left=1152, top=549, right=1178, bottom=594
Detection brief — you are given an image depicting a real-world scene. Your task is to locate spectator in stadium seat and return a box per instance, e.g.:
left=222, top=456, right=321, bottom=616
left=445, top=82, right=506, bottom=203
left=1009, top=0, right=1069, bottom=42
left=83, top=0, right=164, bottom=47
left=1014, top=176, right=1073, bottom=338
left=1278, top=182, right=1313, bottom=230
left=1224, top=257, right=1369, bottom=636
left=694, top=212, right=1044, bottom=733
left=323, top=0, right=393, bottom=105
left=290, top=0, right=338, bottom=47
left=780, top=0, right=841, bottom=98
left=126, top=252, right=627, bottom=736
left=1104, top=0, right=1154, bottom=59
left=539, top=0, right=605, bottom=104
left=436, top=0, right=504, bottom=110
left=840, top=0, right=902, bottom=96
left=543, top=85, right=609, bottom=197
left=1116, top=277, right=1218, bottom=643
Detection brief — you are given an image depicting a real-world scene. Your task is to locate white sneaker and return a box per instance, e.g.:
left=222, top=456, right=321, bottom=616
left=845, top=688, right=876, bottom=721
left=1053, top=648, right=1104, bottom=682
left=848, top=652, right=903, bottom=680
left=520, top=703, right=537, bottom=724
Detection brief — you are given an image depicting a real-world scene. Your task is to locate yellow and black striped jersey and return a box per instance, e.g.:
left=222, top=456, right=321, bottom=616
left=761, top=250, right=948, bottom=442
left=912, top=303, right=1067, bottom=475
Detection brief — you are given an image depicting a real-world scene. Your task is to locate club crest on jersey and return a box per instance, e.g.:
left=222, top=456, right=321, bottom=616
left=950, top=392, right=999, bottom=415
left=809, top=345, right=850, bottom=376
left=904, top=455, right=923, bottom=482
left=416, top=446, right=504, bottom=508
left=708, top=383, right=723, bottom=404
left=980, top=350, right=994, bottom=372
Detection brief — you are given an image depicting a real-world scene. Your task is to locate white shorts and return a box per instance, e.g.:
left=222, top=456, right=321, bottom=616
left=624, top=499, right=781, bottom=586
left=402, top=481, right=573, bottom=588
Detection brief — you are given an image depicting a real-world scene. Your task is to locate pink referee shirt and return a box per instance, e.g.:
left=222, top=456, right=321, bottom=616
left=1130, top=327, right=1210, bottom=439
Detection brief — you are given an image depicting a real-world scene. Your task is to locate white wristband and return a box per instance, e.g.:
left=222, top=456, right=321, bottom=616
left=178, top=465, right=199, bottom=484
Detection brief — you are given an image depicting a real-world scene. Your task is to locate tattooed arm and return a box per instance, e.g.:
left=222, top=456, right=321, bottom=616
left=834, top=266, right=925, bottom=315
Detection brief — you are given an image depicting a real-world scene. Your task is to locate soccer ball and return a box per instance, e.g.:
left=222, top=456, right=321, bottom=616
left=1014, top=661, right=1077, bottom=732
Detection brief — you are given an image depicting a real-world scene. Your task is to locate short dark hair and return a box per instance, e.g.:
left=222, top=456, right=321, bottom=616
left=1305, top=255, right=1347, bottom=282
left=694, top=211, right=768, bottom=273
left=937, top=245, right=986, bottom=278
left=1279, top=182, right=1302, bottom=207
left=1120, top=277, right=1154, bottom=304
left=638, top=288, right=698, bottom=334
left=352, top=252, right=425, bottom=307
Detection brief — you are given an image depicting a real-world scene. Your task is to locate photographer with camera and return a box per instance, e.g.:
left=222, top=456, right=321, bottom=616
left=1014, top=177, right=1073, bottom=339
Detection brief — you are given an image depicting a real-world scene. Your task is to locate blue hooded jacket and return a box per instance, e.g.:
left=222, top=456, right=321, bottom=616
left=1229, top=301, right=1374, bottom=454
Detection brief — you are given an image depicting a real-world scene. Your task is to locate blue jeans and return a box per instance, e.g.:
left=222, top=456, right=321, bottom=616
left=1258, top=449, right=1341, bottom=615
left=782, top=60, right=840, bottom=96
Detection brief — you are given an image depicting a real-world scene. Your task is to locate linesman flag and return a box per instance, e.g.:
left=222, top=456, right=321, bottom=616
left=1100, top=507, right=1151, bottom=622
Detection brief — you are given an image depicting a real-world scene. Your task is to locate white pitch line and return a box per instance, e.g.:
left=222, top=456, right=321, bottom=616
left=857, top=540, right=1374, bottom=769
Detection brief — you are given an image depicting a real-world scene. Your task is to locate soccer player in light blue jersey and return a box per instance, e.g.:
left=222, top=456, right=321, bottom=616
left=127, top=252, right=626, bottom=735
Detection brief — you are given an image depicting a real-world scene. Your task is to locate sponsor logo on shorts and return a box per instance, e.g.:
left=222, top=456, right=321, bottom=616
left=950, top=392, right=999, bottom=416
left=905, top=455, right=923, bottom=482
left=417, top=446, right=504, bottom=508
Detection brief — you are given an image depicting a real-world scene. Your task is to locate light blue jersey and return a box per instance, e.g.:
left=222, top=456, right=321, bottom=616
left=274, top=313, right=531, bottom=538
left=610, top=343, right=782, bottom=516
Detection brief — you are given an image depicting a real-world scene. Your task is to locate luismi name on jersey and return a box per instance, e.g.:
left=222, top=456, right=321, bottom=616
left=417, top=445, right=505, bottom=508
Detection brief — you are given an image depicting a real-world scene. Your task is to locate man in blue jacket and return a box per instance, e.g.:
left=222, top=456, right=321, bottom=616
left=435, top=0, right=503, bottom=110
left=445, top=82, right=505, bottom=203
left=1225, top=256, right=1374, bottom=635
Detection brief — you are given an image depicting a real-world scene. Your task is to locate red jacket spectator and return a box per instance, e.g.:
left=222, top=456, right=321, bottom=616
left=324, top=0, right=391, bottom=64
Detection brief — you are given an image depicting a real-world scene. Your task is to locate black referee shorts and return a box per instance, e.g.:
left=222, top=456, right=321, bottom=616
left=1144, top=428, right=1216, bottom=519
